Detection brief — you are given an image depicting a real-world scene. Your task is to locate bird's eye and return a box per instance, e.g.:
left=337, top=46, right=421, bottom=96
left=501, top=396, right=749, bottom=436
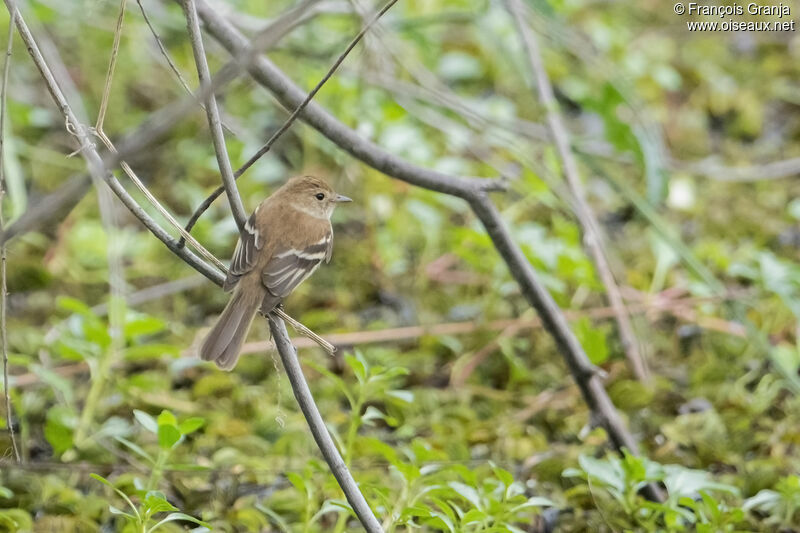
left=315, top=193, right=325, bottom=200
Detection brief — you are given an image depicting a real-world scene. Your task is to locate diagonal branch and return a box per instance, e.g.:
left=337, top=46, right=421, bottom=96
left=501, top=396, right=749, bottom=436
left=5, top=0, right=371, bottom=518
left=0, top=174, right=92, bottom=245
left=268, top=315, right=384, bottom=532
left=196, top=0, right=663, bottom=501
left=2, top=0, right=223, bottom=285
left=506, top=0, right=648, bottom=382
left=180, top=0, right=397, bottom=237
left=190, top=0, right=506, bottom=199
left=181, top=0, right=247, bottom=231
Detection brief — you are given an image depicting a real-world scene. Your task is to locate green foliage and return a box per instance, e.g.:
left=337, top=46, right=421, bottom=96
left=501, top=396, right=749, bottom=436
left=90, top=409, right=208, bottom=532
left=564, top=451, right=745, bottom=531
left=2, top=0, right=800, bottom=530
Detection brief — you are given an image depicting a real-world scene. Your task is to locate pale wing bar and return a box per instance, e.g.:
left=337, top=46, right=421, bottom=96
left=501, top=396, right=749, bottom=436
left=262, top=235, right=331, bottom=297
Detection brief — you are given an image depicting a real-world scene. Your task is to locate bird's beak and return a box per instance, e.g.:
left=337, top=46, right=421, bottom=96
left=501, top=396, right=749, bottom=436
left=334, top=194, right=352, bottom=203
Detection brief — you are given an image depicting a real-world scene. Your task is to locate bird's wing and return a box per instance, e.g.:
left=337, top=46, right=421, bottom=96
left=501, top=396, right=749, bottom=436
left=223, top=209, right=263, bottom=292
left=261, top=232, right=332, bottom=298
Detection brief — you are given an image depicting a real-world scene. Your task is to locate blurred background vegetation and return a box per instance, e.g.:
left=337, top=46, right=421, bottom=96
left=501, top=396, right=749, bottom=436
left=2, top=0, right=800, bottom=531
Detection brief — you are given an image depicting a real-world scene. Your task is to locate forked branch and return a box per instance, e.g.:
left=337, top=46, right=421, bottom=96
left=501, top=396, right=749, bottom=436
left=194, top=0, right=662, bottom=501
left=4, top=1, right=379, bottom=524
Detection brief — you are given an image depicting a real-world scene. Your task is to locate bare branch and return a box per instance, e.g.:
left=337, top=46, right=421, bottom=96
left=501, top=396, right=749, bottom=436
left=195, top=0, right=659, bottom=497
left=268, top=315, right=384, bottom=533
left=0, top=4, right=19, bottom=463
left=2, top=0, right=224, bottom=285
left=182, top=0, right=400, bottom=237
left=506, top=0, right=648, bottom=381
left=136, top=0, right=236, bottom=135
left=235, top=0, right=399, bottom=179
left=182, top=0, right=247, bottom=231
left=96, top=0, right=127, bottom=132
left=192, top=0, right=506, bottom=199
left=0, top=174, right=92, bottom=245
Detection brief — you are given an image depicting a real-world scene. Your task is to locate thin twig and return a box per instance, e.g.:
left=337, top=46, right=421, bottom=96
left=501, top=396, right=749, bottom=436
left=507, top=0, right=648, bottom=382
left=137, top=0, right=194, bottom=96
left=192, top=0, right=506, bottom=198
left=95, top=0, right=127, bottom=132
left=236, top=0, right=399, bottom=179
left=181, top=0, right=247, bottom=231
left=195, top=2, right=656, bottom=497
left=268, top=315, right=384, bottom=533
left=0, top=5, right=19, bottom=463
left=181, top=0, right=400, bottom=237
left=87, top=0, right=229, bottom=272
left=135, top=0, right=235, bottom=135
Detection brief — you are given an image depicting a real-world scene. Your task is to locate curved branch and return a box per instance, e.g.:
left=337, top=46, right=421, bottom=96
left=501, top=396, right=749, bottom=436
left=194, top=0, right=655, bottom=491
left=192, top=0, right=506, bottom=199
left=268, top=315, right=384, bottom=533
left=2, top=0, right=224, bottom=286
left=181, top=0, right=399, bottom=237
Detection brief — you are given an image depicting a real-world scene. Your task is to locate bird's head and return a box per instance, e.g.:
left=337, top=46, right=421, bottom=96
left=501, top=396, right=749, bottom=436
left=280, top=175, right=352, bottom=219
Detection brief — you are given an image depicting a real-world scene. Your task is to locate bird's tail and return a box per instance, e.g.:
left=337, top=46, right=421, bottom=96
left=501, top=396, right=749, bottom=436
left=199, top=285, right=261, bottom=370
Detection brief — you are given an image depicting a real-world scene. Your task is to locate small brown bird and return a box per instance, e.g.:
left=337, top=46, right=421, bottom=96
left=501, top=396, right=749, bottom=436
left=199, top=175, right=351, bottom=370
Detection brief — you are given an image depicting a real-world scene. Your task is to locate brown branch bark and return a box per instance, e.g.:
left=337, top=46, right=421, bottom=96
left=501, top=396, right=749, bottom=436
left=192, top=0, right=660, bottom=501
left=269, top=316, right=384, bottom=532
left=3, top=0, right=382, bottom=525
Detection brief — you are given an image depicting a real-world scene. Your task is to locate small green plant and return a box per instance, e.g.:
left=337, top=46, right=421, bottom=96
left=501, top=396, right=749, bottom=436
left=744, top=475, right=800, bottom=528
left=91, top=409, right=207, bottom=531
left=48, top=297, right=178, bottom=453
left=564, top=450, right=744, bottom=531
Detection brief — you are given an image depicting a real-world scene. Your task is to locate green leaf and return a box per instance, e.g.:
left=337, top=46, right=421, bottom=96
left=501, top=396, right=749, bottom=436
left=124, top=315, right=166, bottom=338
left=44, top=405, right=76, bottom=454
left=123, top=344, right=179, bottom=362
left=157, top=410, right=177, bottom=427
left=109, top=506, right=135, bottom=519
left=345, top=352, right=368, bottom=383
left=460, top=508, right=487, bottom=524
left=134, top=410, right=158, bottom=434
left=157, top=424, right=181, bottom=450
left=57, top=297, right=94, bottom=317
left=572, top=318, right=609, bottom=365
left=490, top=462, right=514, bottom=488
left=115, top=436, right=154, bottom=463
left=448, top=481, right=482, bottom=510
left=148, top=512, right=210, bottom=532
left=178, top=417, right=205, bottom=435
left=144, top=492, right=178, bottom=515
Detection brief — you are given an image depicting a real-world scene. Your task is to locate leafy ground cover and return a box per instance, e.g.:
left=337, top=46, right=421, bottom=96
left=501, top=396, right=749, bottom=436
left=2, top=0, right=800, bottom=531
